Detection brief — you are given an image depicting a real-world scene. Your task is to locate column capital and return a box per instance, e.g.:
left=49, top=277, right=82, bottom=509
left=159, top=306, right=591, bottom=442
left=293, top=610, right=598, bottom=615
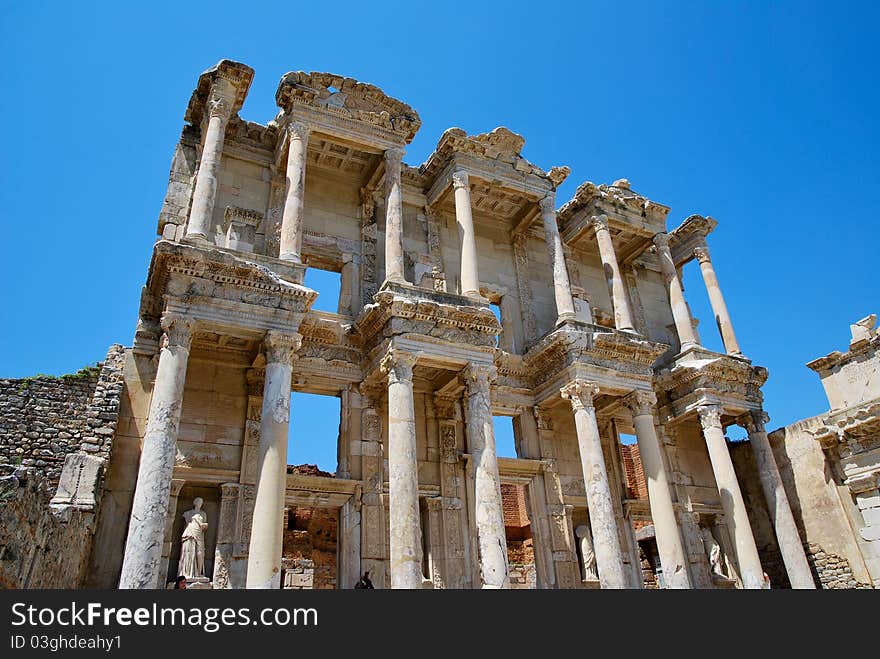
left=737, top=409, right=769, bottom=434
left=380, top=348, right=418, bottom=384
left=533, top=406, right=554, bottom=431
left=652, top=232, right=671, bottom=251
left=590, top=214, right=610, bottom=233
left=622, top=390, right=658, bottom=417
left=287, top=120, right=309, bottom=141
left=160, top=314, right=195, bottom=349
left=539, top=195, right=556, bottom=214
left=169, top=478, right=186, bottom=498
left=462, top=362, right=497, bottom=392
left=560, top=380, right=600, bottom=412
left=207, top=93, right=232, bottom=121
left=220, top=482, right=240, bottom=499
left=693, top=244, right=711, bottom=264
left=385, top=147, right=405, bottom=165
left=263, top=330, right=302, bottom=365
left=451, top=169, right=469, bottom=189
left=696, top=404, right=724, bottom=430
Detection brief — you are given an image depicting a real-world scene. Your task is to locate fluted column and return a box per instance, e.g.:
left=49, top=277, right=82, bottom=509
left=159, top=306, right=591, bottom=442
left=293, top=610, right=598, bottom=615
left=383, top=148, right=407, bottom=284
left=186, top=79, right=235, bottom=241
left=653, top=233, right=698, bottom=351
left=119, top=315, right=194, bottom=589
left=591, top=215, right=636, bottom=332
left=463, top=364, right=510, bottom=588
left=381, top=349, right=423, bottom=589
left=697, top=404, right=763, bottom=588
left=623, top=391, right=691, bottom=588
left=279, top=121, right=309, bottom=263
left=540, top=196, right=577, bottom=323
left=451, top=170, right=481, bottom=298
left=560, top=380, right=627, bottom=588
left=246, top=331, right=301, bottom=589
left=694, top=242, right=742, bottom=356
left=739, top=410, right=815, bottom=588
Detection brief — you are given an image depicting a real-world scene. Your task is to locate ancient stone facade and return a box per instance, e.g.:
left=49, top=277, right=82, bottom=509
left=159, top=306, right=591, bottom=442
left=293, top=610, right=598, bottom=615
left=5, top=59, right=862, bottom=590
left=755, top=315, right=880, bottom=588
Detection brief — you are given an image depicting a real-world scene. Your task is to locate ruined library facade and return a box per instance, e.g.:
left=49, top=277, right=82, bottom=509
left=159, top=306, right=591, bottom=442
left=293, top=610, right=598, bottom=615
left=2, top=60, right=877, bottom=590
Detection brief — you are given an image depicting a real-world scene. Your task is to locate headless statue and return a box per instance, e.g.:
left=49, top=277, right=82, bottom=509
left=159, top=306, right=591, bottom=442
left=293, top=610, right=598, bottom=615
left=178, top=497, right=208, bottom=579
left=575, top=524, right=598, bottom=581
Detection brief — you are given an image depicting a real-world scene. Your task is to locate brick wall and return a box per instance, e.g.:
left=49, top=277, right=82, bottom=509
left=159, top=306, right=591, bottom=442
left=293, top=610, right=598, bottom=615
left=620, top=444, right=648, bottom=500
left=501, top=483, right=530, bottom=528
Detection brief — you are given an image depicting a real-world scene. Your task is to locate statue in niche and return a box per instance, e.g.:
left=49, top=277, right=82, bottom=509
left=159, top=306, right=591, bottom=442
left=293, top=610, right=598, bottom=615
left=178, top=497, right=209, bottom=580
left=575, top=524, right=598, bottom=581
left=700, top=526, right=727, bottom=580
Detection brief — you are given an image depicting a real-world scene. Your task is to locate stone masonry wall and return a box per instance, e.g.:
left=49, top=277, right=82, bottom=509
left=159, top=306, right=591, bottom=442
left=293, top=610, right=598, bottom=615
left=0, top=371, right=99, bottom=486
left=0, top=474, right=95, bottom=588
left=0, top=344, right=126, bottom=588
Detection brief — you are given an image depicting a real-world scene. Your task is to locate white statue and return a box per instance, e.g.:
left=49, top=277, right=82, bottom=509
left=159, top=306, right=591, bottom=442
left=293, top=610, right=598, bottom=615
left=700, top=526, right=727, bottom=579
left=178, top=497, right=208, bottom=579
left=575, top=524, right=598, bottom=581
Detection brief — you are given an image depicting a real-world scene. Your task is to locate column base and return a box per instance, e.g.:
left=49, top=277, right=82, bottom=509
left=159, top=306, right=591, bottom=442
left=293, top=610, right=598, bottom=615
left=555, top=312, right=578, bottom=326
left=181, top=232, right=210, bottom=246
left=278, top=251, right=303, bottom=264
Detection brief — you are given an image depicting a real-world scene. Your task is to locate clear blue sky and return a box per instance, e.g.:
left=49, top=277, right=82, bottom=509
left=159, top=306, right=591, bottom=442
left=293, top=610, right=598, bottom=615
left=1, top=2, right=877, bottom=469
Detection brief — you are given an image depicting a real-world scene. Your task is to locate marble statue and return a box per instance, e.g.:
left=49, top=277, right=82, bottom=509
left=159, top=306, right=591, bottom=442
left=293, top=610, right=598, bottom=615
left=575, top=524, right=598, bottom=581
left=700, top=526, right=727, bottom=579
left=178, top=497, right=208, bottom=579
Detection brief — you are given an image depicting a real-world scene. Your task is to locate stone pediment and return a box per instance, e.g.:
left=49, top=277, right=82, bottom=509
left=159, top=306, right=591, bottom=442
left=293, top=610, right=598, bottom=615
left=558, top=179, right=670, bottom=228
left=420, top=127, right=566, bottom=189
left=275, top=71, right=421, bottom=142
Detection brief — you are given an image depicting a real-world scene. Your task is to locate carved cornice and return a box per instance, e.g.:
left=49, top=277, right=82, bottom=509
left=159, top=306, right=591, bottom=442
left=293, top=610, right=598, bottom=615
left=558, top=179, right=670, bottom=231
left=275, top=71, right=421, bottom=142
left=420, top=127, right=558, bottom=193
left=353, top=283, right=500, bottom=354
left=668, top=215, right=718, bottom=267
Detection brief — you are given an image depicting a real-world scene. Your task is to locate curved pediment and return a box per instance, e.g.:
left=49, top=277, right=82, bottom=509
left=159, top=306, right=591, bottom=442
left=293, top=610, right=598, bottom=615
left=275, top=71, right=421, bottom=142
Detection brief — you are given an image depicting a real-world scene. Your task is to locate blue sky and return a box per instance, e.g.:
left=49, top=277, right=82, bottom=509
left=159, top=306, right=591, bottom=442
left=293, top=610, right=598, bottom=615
left=1, top=2, right=876, bottom=470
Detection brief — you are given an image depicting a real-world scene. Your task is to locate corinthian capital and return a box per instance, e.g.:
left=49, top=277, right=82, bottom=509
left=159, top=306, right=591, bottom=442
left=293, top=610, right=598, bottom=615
left=288, top=121, right=309, bottom=142
left=462, top=362, right=497, bottom=394
left=696, top=404, right=724, bottom=430
left=380, top=348, right=418, bottom=385
left=693, top=244, right=711, bottom=265
left=622, top=390, right=658, bottom=417
left=451, top=169, right=469, bottom=190
left=385, top=147, right=404, bottom=166
left=160, top=314, right=196, bottom=349
left=560, top=380, right=600, bottom=412
left=263, top=330, right=302, bottom=365
left=652, top=232, right=671, bottom=251
left=737, top=409, right=769, bottom=435
left=590, top=214, right=609, bottom=233
left=538, top=195, right=556, bottom=215
left=207, top=94, right=232, bottom=120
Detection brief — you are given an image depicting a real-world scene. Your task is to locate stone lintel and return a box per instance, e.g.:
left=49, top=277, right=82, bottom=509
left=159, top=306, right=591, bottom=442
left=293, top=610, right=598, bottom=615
left=668, top=214, right=718, bottom=267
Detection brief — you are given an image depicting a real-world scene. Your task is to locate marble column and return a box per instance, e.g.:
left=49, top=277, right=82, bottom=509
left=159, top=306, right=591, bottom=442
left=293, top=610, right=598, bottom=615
left=560, top=380, right=627, bottom=588
left=463, top=364, right=510, bottom=588
left=383, top=148, right=407, bottom=284
left=453, top=170, right=481, bottom=298
left=381, top=349, right=423, bottom=589
left=119, top=315, right=194, bottom=589
left=623, top=391, right=692, bottom=589
left=246, top=331, right=300, bottom=589
left=186, top=79, right=235, bottom=242
left=694, top=242, right=742, bottom=356
left=739, top=410, right=815, bottom=588
left=591, top=215, right=636, bottom=332
left=279, top=121, right=309, bottom=263
left=653, top=233, right=698, bottom=351
left=540, top=196, right=577, bottom=323
left=697, top=404, right=763, bottom=588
